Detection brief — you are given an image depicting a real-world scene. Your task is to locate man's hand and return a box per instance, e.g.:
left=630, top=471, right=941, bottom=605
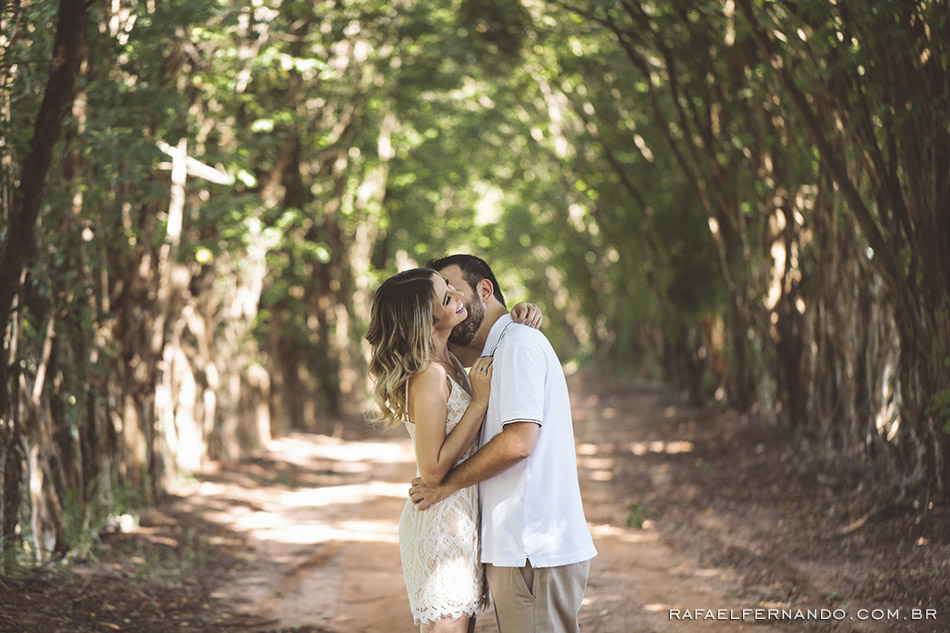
left=408, top=476, right=451, bottom=510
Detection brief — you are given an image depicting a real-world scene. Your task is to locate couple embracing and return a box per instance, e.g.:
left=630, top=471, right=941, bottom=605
left=366, top=254, right=597, bottom=633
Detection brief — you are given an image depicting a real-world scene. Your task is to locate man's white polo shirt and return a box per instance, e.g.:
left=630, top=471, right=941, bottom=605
left=478, top=314, right=597, bottom=568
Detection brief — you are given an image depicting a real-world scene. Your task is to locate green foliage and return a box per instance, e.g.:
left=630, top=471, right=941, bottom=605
left=931, top=360, right=950, bottom=434
left=0, top=537, right=37, bottom=584
left=626, top=503, right=656, bottom=529
left=62, top=475, right=147, bottom=565
left=61, top=492, right=102, bottom=564
left=932, top=392, right=950, bottom=434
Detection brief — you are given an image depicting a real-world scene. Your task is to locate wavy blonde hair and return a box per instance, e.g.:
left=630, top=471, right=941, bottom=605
left=365, top=268, right=436, bottom=428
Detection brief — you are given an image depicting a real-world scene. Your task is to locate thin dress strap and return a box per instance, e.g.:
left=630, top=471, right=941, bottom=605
left=403, top=378, right=411, bottom=422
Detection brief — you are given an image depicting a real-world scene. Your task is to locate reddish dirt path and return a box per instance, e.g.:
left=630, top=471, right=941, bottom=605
left=3, top=371, right=945, bottom=633
left=174, top=372, right=804, bottom=633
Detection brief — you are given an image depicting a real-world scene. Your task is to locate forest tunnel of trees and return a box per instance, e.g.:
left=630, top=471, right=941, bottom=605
left=0, top=0, right=948, bottom=572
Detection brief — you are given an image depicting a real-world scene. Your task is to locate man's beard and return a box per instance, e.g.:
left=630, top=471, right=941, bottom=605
left=449, top=298, right=484, bottom=347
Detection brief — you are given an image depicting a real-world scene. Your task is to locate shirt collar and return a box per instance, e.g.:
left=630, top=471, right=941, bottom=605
left=481, top=313, right=513, bottom=357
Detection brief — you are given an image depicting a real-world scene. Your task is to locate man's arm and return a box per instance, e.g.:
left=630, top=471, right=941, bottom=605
left=408, top=421, right=539, bottom=510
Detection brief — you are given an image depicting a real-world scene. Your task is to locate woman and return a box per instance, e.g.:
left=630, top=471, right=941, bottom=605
left=365, top=267, right=539, bottom=633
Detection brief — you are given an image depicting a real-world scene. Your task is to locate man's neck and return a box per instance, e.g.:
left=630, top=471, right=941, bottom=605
left=449, top=304, right=508, bottom=368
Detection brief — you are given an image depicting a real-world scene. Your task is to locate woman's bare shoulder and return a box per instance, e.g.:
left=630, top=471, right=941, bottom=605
left=408, top=362, right=448, bottom=397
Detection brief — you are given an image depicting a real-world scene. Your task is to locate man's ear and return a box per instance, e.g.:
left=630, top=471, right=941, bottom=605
left=476, top=278, right=494, bottom=303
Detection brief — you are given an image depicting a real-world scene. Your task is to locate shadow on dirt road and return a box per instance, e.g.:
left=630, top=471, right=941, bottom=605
left=177, top=373, right=810, bottom=633
left=5, top=370, right=945, bottom=633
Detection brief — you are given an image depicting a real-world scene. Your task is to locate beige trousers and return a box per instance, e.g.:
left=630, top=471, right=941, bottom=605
left=485, top=558, right=591, bottom=633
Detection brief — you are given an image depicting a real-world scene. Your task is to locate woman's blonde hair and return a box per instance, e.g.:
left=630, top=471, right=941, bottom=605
left=365, top=268, right=436, bottom=428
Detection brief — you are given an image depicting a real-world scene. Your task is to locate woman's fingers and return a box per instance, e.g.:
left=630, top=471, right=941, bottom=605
left=527, top=304, right=543, bottom=328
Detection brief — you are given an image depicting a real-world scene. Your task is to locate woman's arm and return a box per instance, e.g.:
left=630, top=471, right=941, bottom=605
left=410, top=358, right=493, bottom=487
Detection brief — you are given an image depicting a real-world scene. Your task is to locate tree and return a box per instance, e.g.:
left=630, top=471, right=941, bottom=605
left=1, top=0, right=89, bottom=561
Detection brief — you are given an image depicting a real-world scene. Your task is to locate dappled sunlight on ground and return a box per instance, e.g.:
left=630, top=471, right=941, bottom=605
left=168, top=376, right=811, bottom=633
left=628, top=439, right=695, bottom=455
left=265, top=433, right=416, bottom=467
left=5, top=372, right=945, bottom=632
left=588, top=522, right=659, bottom=544
left=577, top=437, right=696, bottom=457
left=232, top=512, right=400, bottom=546
left=275, top=480, right=409, bottom=505
left=170, top=427, right=419, bottom=631
left=570, top=374, right=800, bottom=633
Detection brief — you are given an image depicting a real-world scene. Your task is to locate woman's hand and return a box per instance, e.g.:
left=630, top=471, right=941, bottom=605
left=409, top=476, right=451, bottom=510
left=510, top=302, right=543, bottom=329
left=468, top=356, right=493, bottom=404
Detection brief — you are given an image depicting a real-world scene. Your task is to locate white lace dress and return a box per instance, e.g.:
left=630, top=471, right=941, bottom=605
left=399, top=374, right=490, bottom=625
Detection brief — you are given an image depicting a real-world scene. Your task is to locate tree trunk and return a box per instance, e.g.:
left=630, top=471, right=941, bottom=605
left=0, top=0, right=88, bottom=413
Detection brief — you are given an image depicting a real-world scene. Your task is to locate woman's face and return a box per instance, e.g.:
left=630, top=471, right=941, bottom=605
left=430, top=273, right=467, bottom=332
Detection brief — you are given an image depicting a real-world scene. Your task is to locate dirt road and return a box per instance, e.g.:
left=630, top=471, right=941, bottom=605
left=179, top=374, right=801, bottom=633
left=4, top=372, right=945, bottom=633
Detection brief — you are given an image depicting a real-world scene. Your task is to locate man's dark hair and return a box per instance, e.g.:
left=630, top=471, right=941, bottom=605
left=426, top=254, right=506, bottom=308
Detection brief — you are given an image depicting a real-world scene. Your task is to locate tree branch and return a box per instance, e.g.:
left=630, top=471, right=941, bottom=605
left=735, top=0, right=919, bottom=324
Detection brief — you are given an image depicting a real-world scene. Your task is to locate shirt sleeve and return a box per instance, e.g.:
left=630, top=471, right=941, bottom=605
left=497, top=342, right=546, bottom=427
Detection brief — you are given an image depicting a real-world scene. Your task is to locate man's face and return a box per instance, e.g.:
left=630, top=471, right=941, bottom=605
left=438, top=264, right=484, bottom=347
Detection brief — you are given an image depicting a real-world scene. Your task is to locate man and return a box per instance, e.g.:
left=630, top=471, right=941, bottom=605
left=409, top=254, right=597, bottom=633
